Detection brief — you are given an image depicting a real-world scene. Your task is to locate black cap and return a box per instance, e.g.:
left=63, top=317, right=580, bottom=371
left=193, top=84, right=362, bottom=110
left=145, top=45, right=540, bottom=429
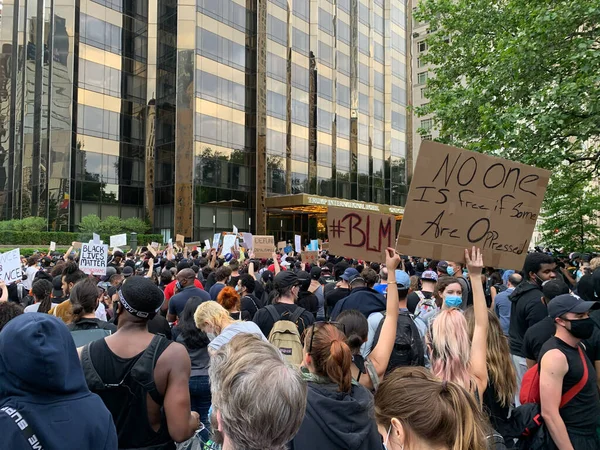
left=548, top=294, right=600, bottom=319
left=274, top=271, right=301, bottom=290
left=52, top=276, right=64, bottom=298
left=310, top=266, right=322, bottom=280
left=122, top=266, right=134, bottom=278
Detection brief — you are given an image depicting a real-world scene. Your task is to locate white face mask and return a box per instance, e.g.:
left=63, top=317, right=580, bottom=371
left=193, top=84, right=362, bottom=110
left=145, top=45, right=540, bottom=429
left=206, top=332, right=217, bottom=341
left=383, top=425, right=392, bottom=450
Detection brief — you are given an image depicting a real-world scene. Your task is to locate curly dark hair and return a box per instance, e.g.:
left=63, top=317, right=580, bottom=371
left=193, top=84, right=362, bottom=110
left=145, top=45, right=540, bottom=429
left=0, top=302, right=24, bottom=332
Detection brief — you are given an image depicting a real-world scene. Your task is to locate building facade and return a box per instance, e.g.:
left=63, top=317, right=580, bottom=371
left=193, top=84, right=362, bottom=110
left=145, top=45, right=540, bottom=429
left=1, top=0, right=409, bottom=242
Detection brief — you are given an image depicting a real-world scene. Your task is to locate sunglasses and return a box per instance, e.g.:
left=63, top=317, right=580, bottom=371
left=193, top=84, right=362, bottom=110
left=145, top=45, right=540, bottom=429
left=307, top=321, right=346, bottom=354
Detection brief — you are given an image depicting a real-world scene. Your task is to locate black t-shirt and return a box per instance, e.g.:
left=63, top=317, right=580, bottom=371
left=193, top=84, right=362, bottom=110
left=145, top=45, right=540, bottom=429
left=252, top=303, right=315, bottom=338
left=539, top=337, right=600, bottom=431
left=228, top=275, right=240, bottom=288
left=406, top=290, right=434, bottom=315
left=297, top=291, right=319, bottom=316
left=522, top=317, right=555, bottom=361
left=325, top=288, right=350, bottom=311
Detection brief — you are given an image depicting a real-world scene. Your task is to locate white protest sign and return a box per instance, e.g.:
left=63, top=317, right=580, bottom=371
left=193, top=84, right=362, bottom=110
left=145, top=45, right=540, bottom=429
left=242, top=233, right=253, bottom=249
left=295, top=235, right=302, bottom=253
left=80, top=242, right=108, bottom=276
left=0, top=249, right=23, bottom=284
left=233, top=225, right=238, bottom=235
left=110, top=234, right=127, bottom=248
left=204, top=239, right=211, bottom=249
left=221, top=234, right=237, bottom=256
left=212, top=233, right=221, bottom=249
left=92, top=233, right=101, bottom=244
left=49, top=241, right=56, bottom=251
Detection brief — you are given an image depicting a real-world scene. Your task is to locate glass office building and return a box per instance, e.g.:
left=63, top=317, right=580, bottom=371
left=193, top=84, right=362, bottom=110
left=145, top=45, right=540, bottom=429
left=0, top=0, right=409, bottom=242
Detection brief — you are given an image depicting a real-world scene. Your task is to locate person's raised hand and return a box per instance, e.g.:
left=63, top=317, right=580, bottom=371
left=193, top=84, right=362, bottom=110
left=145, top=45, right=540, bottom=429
left=385, top=247, right=401, bottom=271
left=465, top=246, right=483, bottom=276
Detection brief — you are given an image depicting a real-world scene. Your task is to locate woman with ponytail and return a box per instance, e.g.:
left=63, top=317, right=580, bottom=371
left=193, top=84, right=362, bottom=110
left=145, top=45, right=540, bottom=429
left=374, top=367, right=490, bottom=450
left=290, top=323, right=381, bottom=449
left=24, top=279, right=55, bottom=313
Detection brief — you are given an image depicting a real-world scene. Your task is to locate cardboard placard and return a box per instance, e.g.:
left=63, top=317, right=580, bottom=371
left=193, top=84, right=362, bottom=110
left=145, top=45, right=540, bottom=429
left=73, top=242, right=82, bottom=249
left=176, top=234, right=185, bottom=247
left=221, top=234, right=237, bottom=256
left=0, top=249, right=23, bottom=284
left=212, top=233, right=221, bottom=250
left=242, top=233, right=253, bottom=249
left=253, top=236, right=275, bottom=258
left=277, top=241, right=286, bottom=250
left=80, top=242, right=108, bottom=276
left=110, top=233, right=127, bottom=248
left=151, top=242, right=159, bottom=249
left=322, top=242, right=329, bottom=251
left=148, top=246, right=157, bottom=257
left=301, top=251, right=319, bottom=264
left=396, top=141, right=550, bottom=269
left=294, top=235, right=302, bottom=253
left=49, top=241, right=56, bottom=251
left=327, top=206, right=396, bottom=262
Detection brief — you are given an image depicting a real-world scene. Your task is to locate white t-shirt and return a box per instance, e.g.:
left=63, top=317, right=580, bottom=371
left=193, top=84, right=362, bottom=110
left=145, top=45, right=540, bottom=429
left=24, top=302, right=59, bottom=313
left=208, top=321, right=267, bottom=352
left=23, top=266, right=39, bottom=290
left=95, top=302, right=107, bottom=321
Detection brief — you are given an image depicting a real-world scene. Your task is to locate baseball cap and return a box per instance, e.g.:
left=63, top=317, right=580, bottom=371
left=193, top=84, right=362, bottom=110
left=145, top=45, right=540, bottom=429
left=310, top=266, right=322, bottom=280
left=547, top=294, right=600, bottom=319
left=122, top=266, right=134, bottom=278
left=394, top=270, right=411, bottom=289
left=274, top=271, right=301, bottom=290
left=437, top=261, right=449, bottom=273
left=420, top=270, right=438, bottom=282
left=52, top=276, right=64, bottom=298
left=340, top=268, right=360, bottom=283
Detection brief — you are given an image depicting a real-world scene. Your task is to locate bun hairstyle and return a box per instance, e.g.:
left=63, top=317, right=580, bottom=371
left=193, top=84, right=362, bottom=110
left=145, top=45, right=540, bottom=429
left=70, top=278, right=101, bottom=323
left=375, top=367, right=489, bottom=450
left=304, top=323, right=352, bottom=393
left=336, top=310, right=368, bottom=353
left=217, top=286, right=241, bottom=312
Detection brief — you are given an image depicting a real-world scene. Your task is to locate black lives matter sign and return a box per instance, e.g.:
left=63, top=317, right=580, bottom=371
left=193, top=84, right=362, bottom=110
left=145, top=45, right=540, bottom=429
left=397, top=141, right=550, bottom=270
left=80, top=243, right=108, bottom=276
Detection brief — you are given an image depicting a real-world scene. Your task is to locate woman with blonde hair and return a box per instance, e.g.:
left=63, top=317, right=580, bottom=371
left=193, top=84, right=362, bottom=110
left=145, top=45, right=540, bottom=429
left=194, top=301, right=266, bottom=353
left=464, top=307, right=516, bottom=445
left=374, top=367, right=491, bottom=450
left=427, top=247, right=489, bottom=401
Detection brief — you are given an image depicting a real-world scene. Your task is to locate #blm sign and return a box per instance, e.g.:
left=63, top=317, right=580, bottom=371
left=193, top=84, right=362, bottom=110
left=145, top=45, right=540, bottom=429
left=396, top=141, right=550, bottom=270
left=301, top=251, right=319, bottom=264
left=0, top=249, right=23, bottom=284
left=327, top=206, right=396, bottom=262
left=252, top=236, right=275, bottom=258
left=80, top=242, right=108, bottom=276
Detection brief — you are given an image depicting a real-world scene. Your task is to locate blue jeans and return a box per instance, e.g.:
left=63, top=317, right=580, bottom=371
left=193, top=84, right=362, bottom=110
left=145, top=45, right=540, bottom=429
left=189, top=375, right=212, bottom=431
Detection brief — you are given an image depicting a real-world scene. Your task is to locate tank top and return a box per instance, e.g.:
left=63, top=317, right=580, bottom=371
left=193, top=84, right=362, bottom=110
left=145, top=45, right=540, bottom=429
left=539, top=336, right=600, bottom=432
left=81, top=335, right=175, bottom=449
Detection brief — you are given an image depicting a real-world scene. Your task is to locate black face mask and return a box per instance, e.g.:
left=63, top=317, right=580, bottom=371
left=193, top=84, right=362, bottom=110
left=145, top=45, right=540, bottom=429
left=563, top=317, right=595, bottom=340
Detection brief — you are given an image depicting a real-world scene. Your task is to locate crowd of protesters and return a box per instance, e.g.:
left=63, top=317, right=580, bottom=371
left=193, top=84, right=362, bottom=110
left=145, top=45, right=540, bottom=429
left=0, top=239, right=599, bottom=450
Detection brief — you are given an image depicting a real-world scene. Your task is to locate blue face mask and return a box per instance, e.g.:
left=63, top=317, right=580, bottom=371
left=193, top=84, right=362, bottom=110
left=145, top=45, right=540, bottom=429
left=446, top=266, right=455, bottom=276
left=463, top=270, right=468, bottom=278
left=176, top=281, right=182, bottom=291
left=445, top=295, right=462, bottom=308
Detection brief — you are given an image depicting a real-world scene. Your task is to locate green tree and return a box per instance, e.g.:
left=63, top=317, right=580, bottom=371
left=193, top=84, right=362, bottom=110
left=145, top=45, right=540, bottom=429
left=539, top=172, right=600, bottom=252
left=99, top=216, right=124, bottom=235
left=123, top=217, right=149, bottom=234
left=415, top=0, right=600, bottom=247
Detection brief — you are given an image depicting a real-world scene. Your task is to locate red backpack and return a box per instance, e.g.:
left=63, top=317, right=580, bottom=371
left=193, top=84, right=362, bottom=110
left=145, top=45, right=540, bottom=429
left=520, top=345, right=588, bottom=406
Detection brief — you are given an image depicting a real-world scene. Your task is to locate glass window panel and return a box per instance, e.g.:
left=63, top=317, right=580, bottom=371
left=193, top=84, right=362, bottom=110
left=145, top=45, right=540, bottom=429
left=337, top=116, right=349, bottom=137
left=318, top=8, right=333, bottom=35
left=359, top=3, right=369, bottom=25
left=374, top=41, right=384, bottom=62
left=318, top=41, right=333, bottom=67
left=359, top=32, right=370, bottom=55
left=338, top=51, right=350, bottom=75
left=337, top=83, right=349, bottom=106
left=374, top=71, right=384, bottom=92
left=292, top=28, right=309, bottom=54
left=201, top=29, right=219, bottom=57
left=359, top=93, right=369, bottom=114
left=268, top=15, right=287, bottom=45
left=338, top=20, right=350, bottom=44
left=359, top=63, right=369, bottom=84
left=293, top=0, right=309, bottom=20
left=392, top=111, right=406, bottom=131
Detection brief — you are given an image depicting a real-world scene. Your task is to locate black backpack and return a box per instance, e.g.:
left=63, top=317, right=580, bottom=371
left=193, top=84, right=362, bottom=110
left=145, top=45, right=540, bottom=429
left=370, top=311, right=425, bottom=371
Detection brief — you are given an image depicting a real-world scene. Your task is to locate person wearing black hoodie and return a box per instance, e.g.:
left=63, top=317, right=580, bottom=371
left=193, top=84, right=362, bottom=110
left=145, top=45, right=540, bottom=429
left=330, top=268, right=386, bottom=320
left=290, top=322, right=382, bottom=450
left=508, top=252, right=556, bottom=405
left=0, top=313, right=118, bottom=450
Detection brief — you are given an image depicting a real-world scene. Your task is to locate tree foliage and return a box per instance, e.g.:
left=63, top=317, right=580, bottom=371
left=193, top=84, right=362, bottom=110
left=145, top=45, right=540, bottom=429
left=415, top=0, right=600, bottom=249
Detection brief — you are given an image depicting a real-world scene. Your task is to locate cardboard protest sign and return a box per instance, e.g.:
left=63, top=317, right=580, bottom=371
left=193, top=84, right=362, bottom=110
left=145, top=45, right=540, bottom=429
left=252, top=236, right=275, bottom=258
left=242, top=233, right=253, bottom=249
left=212, top=233, right=221, bottom=249
left=301, top=251, right=319, bottom=264
left=50, top=241, right=56, bottom=251
left=396, top=141, right=550, bottom=269
left=322, top=242, right=329, bottom=251
left=176, top=234, right=185, bottom=247
left=295, top=235, right=302, bottom=252
left=110, top=234, right=127, bottom=248
left=148, top=245, right=157, bottom=257
left=0, top=249, right=23, bottom=284
left=73, top=242, right=82, bottom=249
left=277, top=241, right=286, bottom=250
left=221, top=234, right=237, bottom=256
left=327, top=206, right=396, bottom=262
left=80, top=242, right=108, bottom=276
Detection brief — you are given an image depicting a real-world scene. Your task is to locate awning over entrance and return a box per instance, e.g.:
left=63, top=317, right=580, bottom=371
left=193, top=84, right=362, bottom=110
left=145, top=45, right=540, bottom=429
left=265, top=194, right=404, bottom=219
